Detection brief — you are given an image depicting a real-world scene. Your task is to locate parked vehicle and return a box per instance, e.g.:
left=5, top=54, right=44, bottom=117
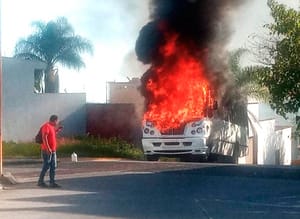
left=142, top=117, right=248, bottom=163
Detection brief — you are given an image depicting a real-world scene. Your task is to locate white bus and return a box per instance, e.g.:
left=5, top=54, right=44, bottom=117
left=142, top=118, right=248, bottom=163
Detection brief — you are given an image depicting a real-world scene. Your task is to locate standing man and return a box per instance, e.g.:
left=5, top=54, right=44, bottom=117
left=37, top=115, right=63, bottom=188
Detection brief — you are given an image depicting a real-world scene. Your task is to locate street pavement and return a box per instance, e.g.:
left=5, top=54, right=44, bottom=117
left=1, top=158, right=300, bottom=219
left=2, top=157, right=300, bottom=187
left=0, top=157, right=214, bottom=186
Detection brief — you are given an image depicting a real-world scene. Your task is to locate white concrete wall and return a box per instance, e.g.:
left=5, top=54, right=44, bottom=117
left=2, top=57, right=86, bottom=142
left=248, top=101, right=292, bottom=165
left=247, top=102, right=259, bottom=138
left=257, top=119, right=276, bottom=165
left=275, top=128, right=292, bottom=165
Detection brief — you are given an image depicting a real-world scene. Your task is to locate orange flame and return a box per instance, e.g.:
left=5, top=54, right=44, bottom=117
left=144, top=32, right=214, bottom=132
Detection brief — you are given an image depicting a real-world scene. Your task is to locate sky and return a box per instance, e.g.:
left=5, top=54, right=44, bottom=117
left=0, top=0, right=298, bottom=103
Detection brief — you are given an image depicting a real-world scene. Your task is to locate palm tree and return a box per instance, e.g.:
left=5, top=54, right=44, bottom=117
left=14, top=17, right=93, bottom=93
left=216, top=48, right=268, bottom=129
left=228, top=48, right=270, bottom=164
left=228, top=48, right=269, bottom=101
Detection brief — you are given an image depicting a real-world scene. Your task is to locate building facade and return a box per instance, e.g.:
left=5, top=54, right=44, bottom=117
left=2, top=57, right=86, bottom=142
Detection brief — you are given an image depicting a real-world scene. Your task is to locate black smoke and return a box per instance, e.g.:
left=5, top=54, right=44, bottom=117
left=135, top=0, right=249, bottom=126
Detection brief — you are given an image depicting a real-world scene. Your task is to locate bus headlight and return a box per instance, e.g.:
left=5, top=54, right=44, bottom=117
left=197, top=127, right=203, bottom=133
left=144, top=128, right=150, bottom=134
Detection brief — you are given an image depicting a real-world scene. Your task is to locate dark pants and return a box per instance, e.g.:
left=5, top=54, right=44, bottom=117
left=38, top=150, right=57, bottom=184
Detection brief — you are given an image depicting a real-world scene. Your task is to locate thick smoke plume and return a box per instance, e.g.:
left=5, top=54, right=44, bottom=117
left=135, top=0, right=249, bottom=127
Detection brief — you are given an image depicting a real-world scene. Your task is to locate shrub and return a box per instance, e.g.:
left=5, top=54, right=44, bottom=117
left=3, top=137, right=144, bottom=160
left=3, top=141, right=41, bottom=158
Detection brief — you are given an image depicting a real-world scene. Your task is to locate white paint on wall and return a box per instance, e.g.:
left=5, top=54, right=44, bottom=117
left=2, top=57, right=86, bottom=142
left=277, top=128, right=292, bottom=165
left=248, top=101, right=292, bottom=165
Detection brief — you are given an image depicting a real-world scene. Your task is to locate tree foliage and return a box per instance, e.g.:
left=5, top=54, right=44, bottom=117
left=260, top=0, right=300, bottom=117
left=221, top=48, right=269, bottom=128
left=14, top=17, right=93, bottom=93
left=228, top=48, right=269, bottom=102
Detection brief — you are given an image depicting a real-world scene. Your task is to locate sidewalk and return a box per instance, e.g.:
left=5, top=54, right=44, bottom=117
left=0, top=157, right=126, bottom=189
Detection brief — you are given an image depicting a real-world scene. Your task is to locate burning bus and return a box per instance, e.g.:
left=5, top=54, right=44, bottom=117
left=142, top=114, right=248, bottom=163
left=135, top=0, right=249, bottom=162
left=138, top=35, right=248, bottom=162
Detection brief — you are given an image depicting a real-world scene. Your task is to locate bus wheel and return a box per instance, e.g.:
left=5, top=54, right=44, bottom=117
left=146, top=155, right=159, bottom=161
left=179, top=155, right=191, bottom=162
left=193, top=155, right=208, bottom=162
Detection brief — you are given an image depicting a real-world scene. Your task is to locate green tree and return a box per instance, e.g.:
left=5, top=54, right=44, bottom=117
left=14, top=17, right=93, bottom=93
left=259, top=0, right=300, bottom=117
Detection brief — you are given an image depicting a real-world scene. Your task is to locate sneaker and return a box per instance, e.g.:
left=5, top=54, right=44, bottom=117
left=37, top=182, right=48, bottom=187
left=49, top=182, right=61, bottom=188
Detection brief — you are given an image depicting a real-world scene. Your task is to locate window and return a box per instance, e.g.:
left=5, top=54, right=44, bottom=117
left=34, top=69, right=45, bottom=93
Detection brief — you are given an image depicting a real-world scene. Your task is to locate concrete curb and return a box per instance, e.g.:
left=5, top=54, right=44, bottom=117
left=0, top=173, right=17, bottom=190
left=3, top=158, right=42, bottom=165
left=3, top=172, right=18, bottom=184
left=1, top=159, right=41, bottom=189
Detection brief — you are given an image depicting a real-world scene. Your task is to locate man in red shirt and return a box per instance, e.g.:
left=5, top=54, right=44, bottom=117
left=37, top=115, right=63, bottom=188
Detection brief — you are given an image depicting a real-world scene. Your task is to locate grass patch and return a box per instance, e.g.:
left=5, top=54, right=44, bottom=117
left=3, top=137, right=144, bottom=160
left=3, top=141, right=41, bottom=158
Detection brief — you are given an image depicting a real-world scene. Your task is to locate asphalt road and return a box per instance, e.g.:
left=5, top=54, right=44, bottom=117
left=1, top=159, right=300, bottom=219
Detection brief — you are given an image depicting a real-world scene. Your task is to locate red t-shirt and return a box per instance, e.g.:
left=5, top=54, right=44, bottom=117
left=41, top=122, right=57, bottom=152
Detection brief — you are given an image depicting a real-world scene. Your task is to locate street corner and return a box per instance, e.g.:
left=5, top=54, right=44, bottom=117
left=0, top=172, right=18, bottom=189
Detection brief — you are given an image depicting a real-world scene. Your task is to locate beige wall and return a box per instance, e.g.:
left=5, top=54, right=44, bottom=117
left=108, top=78, right=144, bottom=120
